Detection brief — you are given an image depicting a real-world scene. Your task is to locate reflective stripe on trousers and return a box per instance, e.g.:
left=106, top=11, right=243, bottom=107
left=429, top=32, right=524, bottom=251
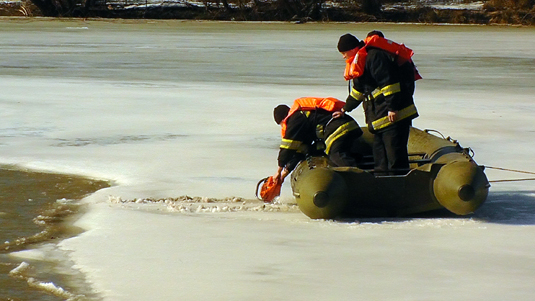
left=325, top=120, right=359, bottom=155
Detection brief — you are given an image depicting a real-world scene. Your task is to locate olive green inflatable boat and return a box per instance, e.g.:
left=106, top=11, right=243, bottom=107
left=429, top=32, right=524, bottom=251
left=290, top=127, right=490, bottom=219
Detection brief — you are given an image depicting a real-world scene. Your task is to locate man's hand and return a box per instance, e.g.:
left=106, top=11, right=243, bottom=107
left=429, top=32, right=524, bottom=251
left=332, top=109, right=345, bottom=119
left=280, top=168, right=289, bottom=182
left=273, top=166, right=289, bottom=184
left=388, top=111, right=398, bottom=122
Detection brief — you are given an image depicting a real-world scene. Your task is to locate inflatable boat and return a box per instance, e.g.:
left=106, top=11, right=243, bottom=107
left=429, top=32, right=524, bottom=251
left=290, top=127, right=490, bottom=219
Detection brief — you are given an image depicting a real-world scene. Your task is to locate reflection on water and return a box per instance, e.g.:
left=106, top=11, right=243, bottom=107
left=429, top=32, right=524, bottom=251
left=0, top=167, right=109, bottom=300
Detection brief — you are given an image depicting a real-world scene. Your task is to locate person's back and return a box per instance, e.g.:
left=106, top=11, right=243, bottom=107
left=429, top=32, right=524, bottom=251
left=272, top=97, right=363, bottom=184
left=283, top=108, right=334, bottom=145
left=280, top=108, right=333, bottom=166
left=361, top=47, right=416, bottom=126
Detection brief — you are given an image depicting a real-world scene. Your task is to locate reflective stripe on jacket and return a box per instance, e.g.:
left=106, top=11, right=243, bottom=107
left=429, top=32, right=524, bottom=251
left=371, top=104, right=418, bottom=131
left=279, top=136, right=309, bottom=154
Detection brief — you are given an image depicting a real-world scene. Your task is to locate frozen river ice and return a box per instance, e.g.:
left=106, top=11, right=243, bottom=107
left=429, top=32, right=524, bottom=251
left=1, top=19, right=535, bottom=300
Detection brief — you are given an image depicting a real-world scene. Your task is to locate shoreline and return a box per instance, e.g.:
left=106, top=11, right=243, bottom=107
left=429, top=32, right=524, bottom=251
left=1, top=15, right=534, bottom=28
left=0, top=15, right=533, bottom=27
left=0, top=1, right=534, bottom=26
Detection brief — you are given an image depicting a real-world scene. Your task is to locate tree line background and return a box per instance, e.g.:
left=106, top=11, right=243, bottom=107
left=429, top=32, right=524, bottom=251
left=1, top=0, right=534, bottom=24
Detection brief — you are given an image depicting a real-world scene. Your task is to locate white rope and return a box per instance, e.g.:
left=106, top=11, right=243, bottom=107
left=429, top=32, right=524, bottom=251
left=486, top=166, right=535, bottom=183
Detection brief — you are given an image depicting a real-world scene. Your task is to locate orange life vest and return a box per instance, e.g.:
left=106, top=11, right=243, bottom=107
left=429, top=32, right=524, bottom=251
left=280, top=97, right=346, bottom=137
left=344, top=35, right=422, bottom=81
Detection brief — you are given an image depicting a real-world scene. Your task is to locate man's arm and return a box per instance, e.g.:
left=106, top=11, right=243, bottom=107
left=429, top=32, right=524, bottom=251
left=274, top=114, right=307, bottom=183
left=368, top=50, right=402, bottom=115
left=344, top=79, right=365, bottom=113
left=334, top=80, right=364, bottom=119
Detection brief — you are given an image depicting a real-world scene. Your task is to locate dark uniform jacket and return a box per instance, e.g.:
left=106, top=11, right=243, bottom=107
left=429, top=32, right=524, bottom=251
left=344, top=48, right=418, bottom=133
left=277, top=109, right=360, bottom=171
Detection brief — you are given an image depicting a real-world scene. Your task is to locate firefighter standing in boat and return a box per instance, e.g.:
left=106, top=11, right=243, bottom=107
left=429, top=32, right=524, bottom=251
left=334, top=31, right=421, bottom=175
left=273, top=97, right=363, bottom=184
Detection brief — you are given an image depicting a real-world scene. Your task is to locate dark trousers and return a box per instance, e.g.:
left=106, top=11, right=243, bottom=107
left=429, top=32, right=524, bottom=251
left=325, top=118, right=363, bottom=167
left=373, top=121, right=411, bottom=175
left=328, top=130, right=363, bottom=167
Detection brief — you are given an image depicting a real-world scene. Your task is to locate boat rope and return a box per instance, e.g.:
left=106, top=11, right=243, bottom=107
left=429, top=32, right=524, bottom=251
left=485, top=166, right=535, bottom=183
left=489, top=178, right=535, bottom=183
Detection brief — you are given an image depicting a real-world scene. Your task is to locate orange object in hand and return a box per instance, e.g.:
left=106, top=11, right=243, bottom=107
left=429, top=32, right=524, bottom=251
left=256, top=176, right=282, bottom=203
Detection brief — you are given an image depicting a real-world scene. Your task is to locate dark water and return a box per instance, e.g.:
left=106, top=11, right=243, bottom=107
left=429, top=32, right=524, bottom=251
left=0, top=166, right=109, bottom=300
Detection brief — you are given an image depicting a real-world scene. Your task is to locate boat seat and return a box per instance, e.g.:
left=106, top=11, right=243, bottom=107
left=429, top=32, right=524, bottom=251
left=358, top=155, right=432, bottom=166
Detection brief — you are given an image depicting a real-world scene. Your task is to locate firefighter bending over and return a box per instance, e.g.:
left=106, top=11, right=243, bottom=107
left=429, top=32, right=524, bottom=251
left=273, top=97, right=363, bottom=184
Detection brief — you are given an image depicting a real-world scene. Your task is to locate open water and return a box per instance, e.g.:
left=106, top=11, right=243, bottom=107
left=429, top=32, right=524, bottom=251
left=0, top=167, right=108, bottom=300
left=0, top=18, right=534, bottom=300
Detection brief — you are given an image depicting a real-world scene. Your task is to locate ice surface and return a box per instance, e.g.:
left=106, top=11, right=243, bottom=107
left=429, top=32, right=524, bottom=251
left=1, top=20, right=535, bottom=300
